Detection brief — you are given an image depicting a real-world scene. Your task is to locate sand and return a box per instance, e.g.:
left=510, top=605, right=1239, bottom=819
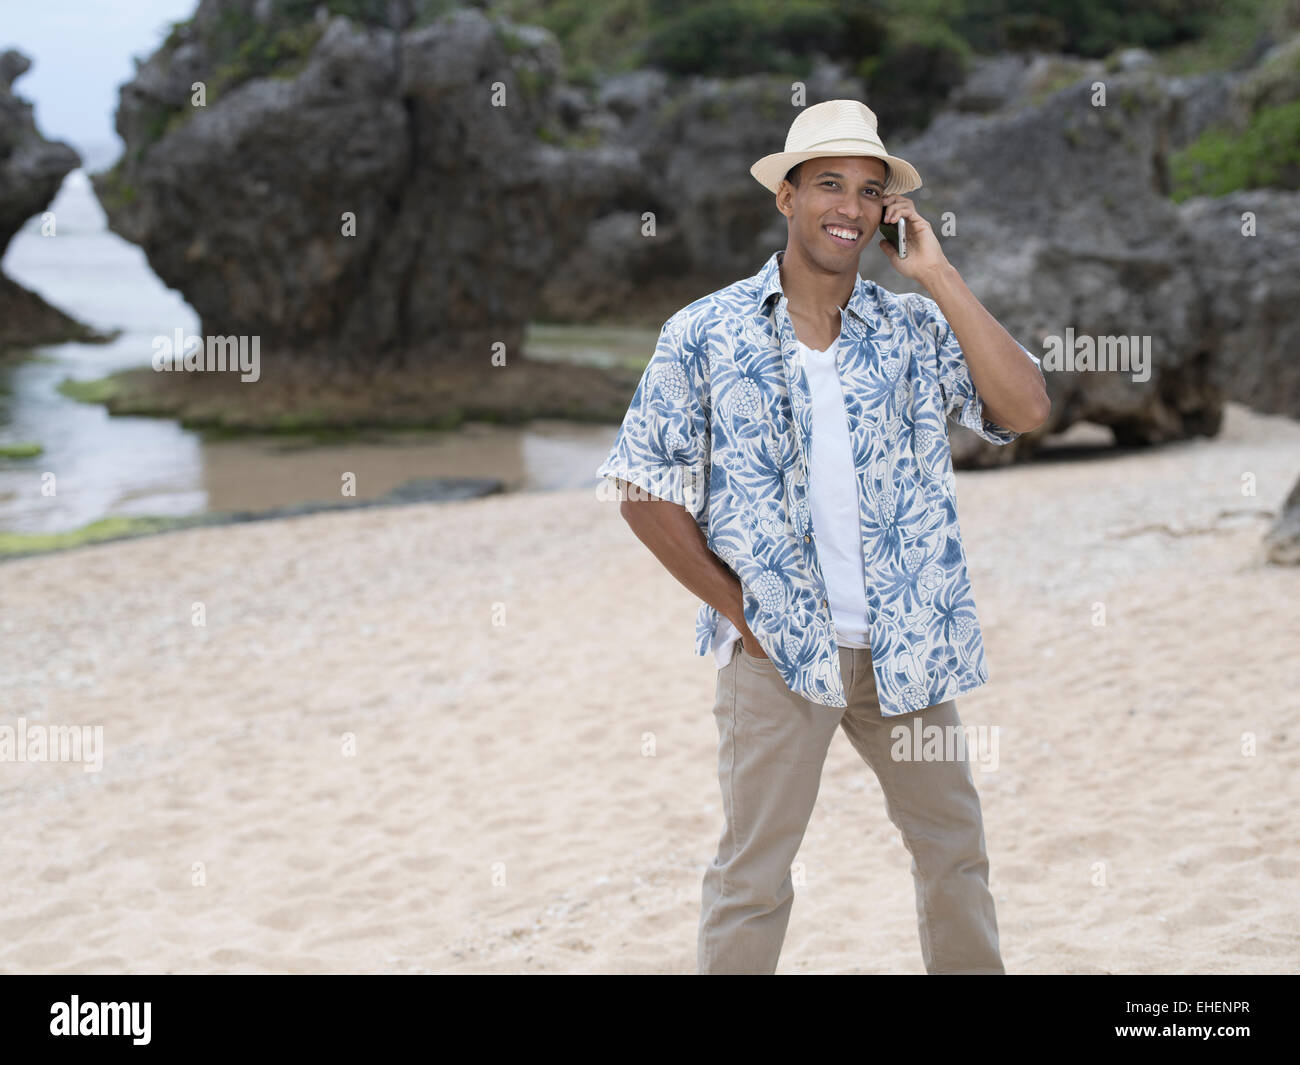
left=1, top=400, right=1297, bottom=974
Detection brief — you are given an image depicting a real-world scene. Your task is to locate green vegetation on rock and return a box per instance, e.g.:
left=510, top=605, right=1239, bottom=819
left=1154, top=0, right=1293, bottom=76
left=135, top=0, right=1291, bottom=157
left=57, top=375, right=123, bottom=405
left=0, top=516, right=192, bottom=559
left=1170, top=97, right=1300, bottom=199
left=485, top=0, right=1280, bottom=132
left=93, top=163, right=137, bottom=211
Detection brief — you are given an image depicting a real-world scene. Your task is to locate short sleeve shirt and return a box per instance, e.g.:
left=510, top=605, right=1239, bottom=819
left=595, top=249, right=1044, bottom=715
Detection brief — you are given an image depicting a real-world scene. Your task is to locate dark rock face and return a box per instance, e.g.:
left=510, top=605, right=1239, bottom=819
left=0, top=50, right=79, bottom=258
left=1265, top=471, right=1300, bottom=564
left=887, top=68, right=1300, bottom=459
left=555, top=58, right=1300, bottom=463
left=536, top=66, right=874, bottom=326
left=94, top=2, right=633, bottom=371
left=0, top=49, right=104, bottom=352
left=536, top=61, right=1277, bottom=464
left=885, top=71, right=1241, bottom=462
left=1178, top=189, right=1300, bottom=420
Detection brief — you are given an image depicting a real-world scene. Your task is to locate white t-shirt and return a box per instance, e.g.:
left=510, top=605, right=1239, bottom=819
left=711, top=332, right=871, bottom=667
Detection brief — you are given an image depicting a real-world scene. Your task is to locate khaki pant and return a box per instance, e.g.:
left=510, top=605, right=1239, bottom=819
left=698, top=641, right=1004, bottom=974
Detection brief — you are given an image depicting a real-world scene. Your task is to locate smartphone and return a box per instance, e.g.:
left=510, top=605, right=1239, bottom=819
left=879, top=215, right=907, bottom=258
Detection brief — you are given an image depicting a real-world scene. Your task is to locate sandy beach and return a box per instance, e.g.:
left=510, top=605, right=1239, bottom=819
left=2, top=400, right=1297, bottom=974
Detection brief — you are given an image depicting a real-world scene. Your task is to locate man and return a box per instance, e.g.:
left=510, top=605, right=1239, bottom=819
left=595, top=99, right=1049, bottom=974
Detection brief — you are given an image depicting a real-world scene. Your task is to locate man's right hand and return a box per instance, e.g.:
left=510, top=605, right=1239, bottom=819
left=739, top=630, right=768, bottom=659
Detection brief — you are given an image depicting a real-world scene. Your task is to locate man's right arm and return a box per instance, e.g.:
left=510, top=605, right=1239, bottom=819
left=617, top=481, right=766, bottom=658
left=597, top=311, right=763, bottom=653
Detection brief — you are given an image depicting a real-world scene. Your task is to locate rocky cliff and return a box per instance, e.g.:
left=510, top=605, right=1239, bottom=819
left=0, top=49, right=106, bottom=354
left=539, top=50, right=1300, bottom=464
left=94, top=1, right=1300, bottom=457
left=93, top=0, right=633, bottom=374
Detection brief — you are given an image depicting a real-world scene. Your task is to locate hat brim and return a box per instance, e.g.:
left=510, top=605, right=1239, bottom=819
left=750, top=149, right=922, bottom=196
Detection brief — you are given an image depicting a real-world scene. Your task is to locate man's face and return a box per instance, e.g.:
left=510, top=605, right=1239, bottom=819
left=778, top=155, right=889, bottom=270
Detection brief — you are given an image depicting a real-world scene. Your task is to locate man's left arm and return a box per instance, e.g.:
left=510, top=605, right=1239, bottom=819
left=879, top=194, right=1051, bottom=434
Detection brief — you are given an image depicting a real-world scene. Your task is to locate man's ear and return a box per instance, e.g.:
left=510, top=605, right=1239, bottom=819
left=776, top=184, right=796, bottom=221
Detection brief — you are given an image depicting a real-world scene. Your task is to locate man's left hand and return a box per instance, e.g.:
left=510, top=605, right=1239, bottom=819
left=877, top=194, right=950, bottom=287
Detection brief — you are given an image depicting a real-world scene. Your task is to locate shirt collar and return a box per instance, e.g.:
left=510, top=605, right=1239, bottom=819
left=755, top=249, right=883, bottom=332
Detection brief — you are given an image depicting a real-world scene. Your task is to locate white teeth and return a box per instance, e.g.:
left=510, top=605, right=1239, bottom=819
left=826, top=226, right=859, bottom=240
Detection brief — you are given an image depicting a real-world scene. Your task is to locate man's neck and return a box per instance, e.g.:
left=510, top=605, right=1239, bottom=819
left=777, top=246, right=857, bottom=327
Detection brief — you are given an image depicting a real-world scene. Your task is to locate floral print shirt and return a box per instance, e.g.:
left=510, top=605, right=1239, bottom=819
left=596, top=249, right=1043, bottom=716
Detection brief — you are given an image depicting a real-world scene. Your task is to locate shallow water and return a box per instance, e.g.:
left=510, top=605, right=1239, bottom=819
left=0, top=171, right=629, bottom=535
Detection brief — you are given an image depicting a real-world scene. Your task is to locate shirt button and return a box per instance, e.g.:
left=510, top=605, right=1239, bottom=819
left=822, top=598, right=829, bottom=608
left=804, top=534, right=811, bottom=543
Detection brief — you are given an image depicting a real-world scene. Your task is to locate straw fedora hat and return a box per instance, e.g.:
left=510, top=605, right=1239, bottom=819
left=750, top=99, right=922, bottom=196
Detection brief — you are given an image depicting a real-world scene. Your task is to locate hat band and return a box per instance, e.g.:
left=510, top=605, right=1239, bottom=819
left=794, top=136, right=887, bottom=154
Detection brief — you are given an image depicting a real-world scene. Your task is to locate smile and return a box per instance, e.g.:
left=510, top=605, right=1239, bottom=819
left=824, top=224, right=861, bottom=247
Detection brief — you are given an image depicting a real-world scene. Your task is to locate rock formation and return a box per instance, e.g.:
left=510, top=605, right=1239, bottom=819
left=1264, top=470, right=1300, bottom=564
left=0, top=49, right=106, bottom=353
left=537, top=52, right=1300, bottom=464
left=95, top=2, right=1300, bottom=459
left=93, top=1, right=634, bottom=374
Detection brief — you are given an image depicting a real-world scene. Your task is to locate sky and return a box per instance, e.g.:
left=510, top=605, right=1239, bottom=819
left=3, top=0, right=199, bottom=171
